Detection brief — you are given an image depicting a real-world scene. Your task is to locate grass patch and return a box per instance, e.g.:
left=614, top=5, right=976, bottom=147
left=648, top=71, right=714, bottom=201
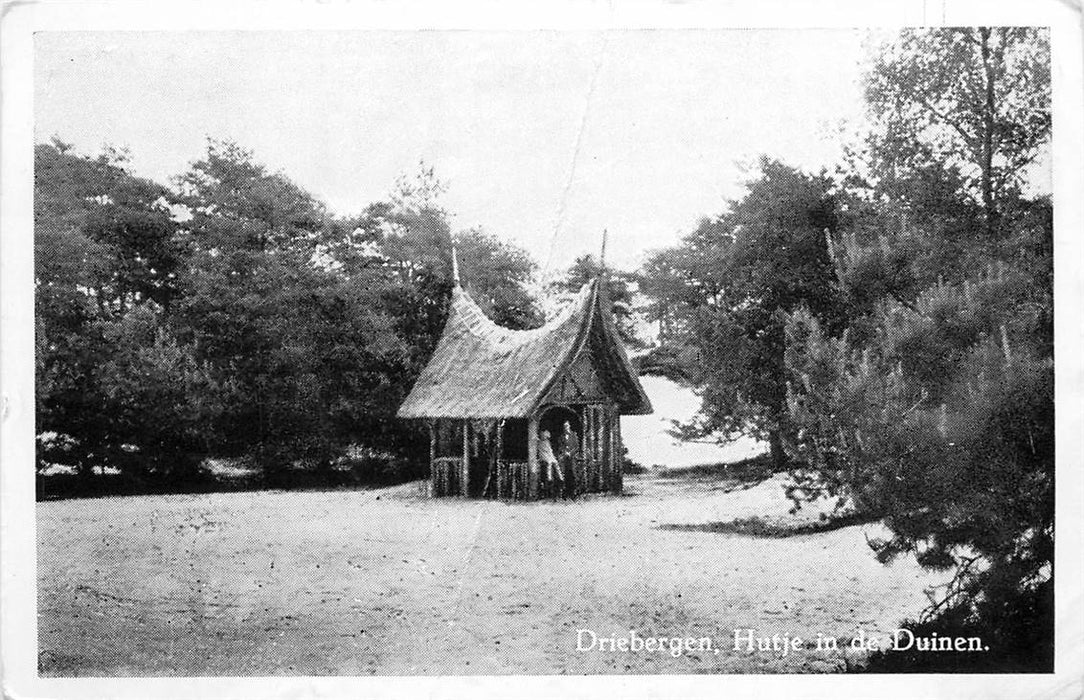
left=659, top=511, right=878, bottom=538
left=35, top=455, right=422, bottom=502
left=659, top=453, right=775, bottom=482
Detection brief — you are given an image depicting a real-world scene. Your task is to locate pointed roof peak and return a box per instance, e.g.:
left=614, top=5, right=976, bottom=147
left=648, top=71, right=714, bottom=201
left=599, top=228, right=608, bottom=274
left=450, top=242, right=461, bottom=287
left=397, top=274, right=650, bottom=419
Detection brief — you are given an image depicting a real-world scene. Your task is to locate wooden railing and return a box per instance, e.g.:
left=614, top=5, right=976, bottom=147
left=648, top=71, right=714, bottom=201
left=495, top=461, right=529, bottom=500
left=431, top=457, right=463, bottom=497
left=433, top=456, right=621, bottom=500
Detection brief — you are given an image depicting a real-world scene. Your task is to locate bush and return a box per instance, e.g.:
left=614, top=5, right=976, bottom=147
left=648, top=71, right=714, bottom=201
left=862, top=577, right=1053, bottom=673
left=637, top=344, right=701, bottom=383
left=335, top=446, right=425, bottom=485
left=783, top=269, right=1053, bottom=670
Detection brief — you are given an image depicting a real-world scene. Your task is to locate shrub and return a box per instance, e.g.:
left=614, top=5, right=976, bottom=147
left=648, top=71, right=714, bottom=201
left=783, top=270, right=1053, bottom=670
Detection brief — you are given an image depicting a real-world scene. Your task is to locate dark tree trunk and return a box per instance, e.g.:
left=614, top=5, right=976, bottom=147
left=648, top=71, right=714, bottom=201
left=77, top=458, right=96, bottom=484
left=769, top=429, right=787, bottom=471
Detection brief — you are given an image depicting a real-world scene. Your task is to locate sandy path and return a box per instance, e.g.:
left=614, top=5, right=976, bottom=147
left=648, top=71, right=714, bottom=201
left=621, top=375, right=765, bottom=468
left=38, top=474, right=948, bottom=675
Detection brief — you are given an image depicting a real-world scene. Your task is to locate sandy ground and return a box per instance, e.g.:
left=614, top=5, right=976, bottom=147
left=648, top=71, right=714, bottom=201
left=38, top=471, right=949, bottom=676
left=622, top=375, right=765, bottom=468
left=38, top=378, right=948, bottom=675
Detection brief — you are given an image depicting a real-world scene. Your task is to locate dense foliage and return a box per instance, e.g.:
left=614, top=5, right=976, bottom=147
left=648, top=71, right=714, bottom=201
left=551, top=253, right=640, bottom=344
left=35, top=140, right=540, bottom=488
left=638, top=27, right=1052, bottom=670
left=642, top=159, right=844, bottom=467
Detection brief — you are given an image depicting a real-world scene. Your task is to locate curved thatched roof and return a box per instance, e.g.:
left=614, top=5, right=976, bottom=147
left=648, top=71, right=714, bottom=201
left=397, top=278, right=652, bottom=419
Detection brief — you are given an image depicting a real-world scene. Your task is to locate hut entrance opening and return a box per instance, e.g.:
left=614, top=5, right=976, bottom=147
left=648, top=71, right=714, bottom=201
left=539, top=405, right=581, bottom=446
left=538, top=405, right=582, bottom=499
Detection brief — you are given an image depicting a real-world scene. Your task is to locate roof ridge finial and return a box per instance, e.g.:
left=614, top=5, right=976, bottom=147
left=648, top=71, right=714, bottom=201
left=451, top=239, right=460, bottom=287
left=599, top=228, right=608, bottom=278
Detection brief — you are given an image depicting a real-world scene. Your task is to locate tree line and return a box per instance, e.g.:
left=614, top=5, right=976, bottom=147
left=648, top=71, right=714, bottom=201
left=36, top=141, right=543, bottom=489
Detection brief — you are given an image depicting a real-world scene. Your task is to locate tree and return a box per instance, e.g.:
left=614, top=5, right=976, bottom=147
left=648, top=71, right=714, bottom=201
left=96, top=308, right=229, bottom=480
left=367, top=190, right=543, bottom=370
left=863, top=27, right=1050, bottom=239
left=784, top=271, right=1053, bottom=670
left=34, top=141, right=186, bottom=478
left=35, top=139, right=546, bottom=487
left=36, top=140, right=183, bottom=312
left=552, top=254, right=639, bottom=344
left=779, top=28, right=1053, bottom=670
left=456, top=228, right=543, bottom=330
left=171, top=140, right=417, bottom=479
left=171, top=146, right=543, bottom=480
left=639, top=242, right=708, bottom=346
left=641, top=159, right=844, bottom=468
left=388, top=159, right=448, bottom=215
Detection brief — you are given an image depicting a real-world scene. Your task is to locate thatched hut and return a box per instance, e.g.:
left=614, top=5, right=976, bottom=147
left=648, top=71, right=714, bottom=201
left=397, top=274, right=652, bottom=500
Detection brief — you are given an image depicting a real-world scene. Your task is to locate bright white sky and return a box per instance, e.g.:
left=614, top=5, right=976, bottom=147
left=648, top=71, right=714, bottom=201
left=36, top=30, right=872, bottom=273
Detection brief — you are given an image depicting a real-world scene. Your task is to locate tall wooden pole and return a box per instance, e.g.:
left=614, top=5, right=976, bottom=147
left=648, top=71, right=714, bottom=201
left=527, top=412, right=539, bottom=500
left=496, top=419, right=505, bottom=498
left=451, top=241, right=461, bottom=286
left=595, top=405, right=602, bottom=490
left=428, top=420, right=437, bottom=496
left=583, top=406, right=591, bottom=491
left=461, top=420, right=470, bottom=497
left=603, top=405, right=612, bottom=491
left=613, top=410, right=623, bottom=494
left=587, top=405, right=597, bottom=491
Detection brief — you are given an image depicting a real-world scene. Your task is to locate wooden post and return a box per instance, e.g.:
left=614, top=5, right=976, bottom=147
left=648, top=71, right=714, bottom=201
left=589, top=405, right=598, bottom=494
left=591, top=405, right=600, bottom=490
left=461, top=420, right=470, bottom=497
left=428, top=420, right=437, bottom=497
left=585, top=406, right=592, bottom=496
left=495, top=419, right=505, bottom=499
left=527, top=412, right=539, bottom=500
left=579, top=405, right=587, bottom=454
left=607, top=406, right=615, bottom=492
left=613, top=410, right=623, bottom=494
left=602, top=405, right=612, bottom=491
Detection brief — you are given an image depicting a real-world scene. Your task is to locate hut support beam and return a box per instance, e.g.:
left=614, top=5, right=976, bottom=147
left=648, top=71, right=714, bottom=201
left=613, top=410, right=623, bottom=494
left=588, top=405, right=597, bottom=490
left=527, top=412, right=539, bottom=500
left=495, top=419, right=505, bottom=499
left=584, top=406, right=591, bottom=489
left=461, top=420, right=470, bottom=497
left=603, top=405, right=611, bottom=490
left=603, top=405, right=612, bottom=491
left=428, top=420, right=437, bottom=496
left=592, top=405, right=601, bottom=490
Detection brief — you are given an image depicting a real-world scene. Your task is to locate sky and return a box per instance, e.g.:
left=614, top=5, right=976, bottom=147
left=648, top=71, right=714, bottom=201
left=35, top=29, right=873, bottom=273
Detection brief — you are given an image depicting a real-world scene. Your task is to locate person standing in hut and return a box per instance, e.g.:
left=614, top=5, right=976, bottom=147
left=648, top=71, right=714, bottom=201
left=538, top=428, right=562, bottom=500
left=557, top=420, right=579, bottom=499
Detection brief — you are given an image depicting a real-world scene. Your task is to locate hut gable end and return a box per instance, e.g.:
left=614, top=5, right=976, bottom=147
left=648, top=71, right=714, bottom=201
left=542, top=349, right=606, bottom=405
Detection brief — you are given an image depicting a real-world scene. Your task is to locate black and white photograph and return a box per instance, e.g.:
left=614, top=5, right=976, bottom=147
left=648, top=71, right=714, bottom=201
left=1, top=1, right=1081, bottom=698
